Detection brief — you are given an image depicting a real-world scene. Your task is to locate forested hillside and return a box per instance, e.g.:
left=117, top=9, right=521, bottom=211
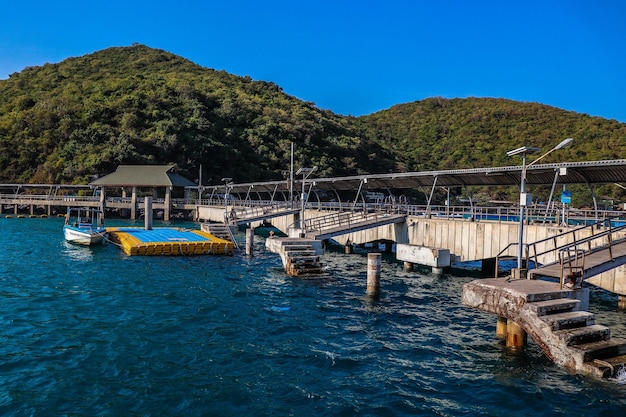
left=0, top=44, right=394, bottom=184
left=358, top=97, right=626, bottom=172
left=0, top=44, right=624, bottom=203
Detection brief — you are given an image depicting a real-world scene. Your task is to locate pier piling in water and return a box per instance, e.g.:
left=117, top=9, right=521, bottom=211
left=496, top=316, right=508, bottom=340
left=367, top=253, right=381, bottom=298
left=144, top=196, right=153, bottom=230
left=246, top=227, right=254, bottom=256
left=506, top=319, right=527, bottom=350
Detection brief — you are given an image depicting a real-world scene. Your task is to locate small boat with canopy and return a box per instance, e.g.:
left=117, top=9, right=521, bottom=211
left=63, top=207, right=107, bottom=245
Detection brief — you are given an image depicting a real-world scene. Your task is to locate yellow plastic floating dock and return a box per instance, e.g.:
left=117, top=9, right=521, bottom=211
left=106, top=227, right=234, bottom=256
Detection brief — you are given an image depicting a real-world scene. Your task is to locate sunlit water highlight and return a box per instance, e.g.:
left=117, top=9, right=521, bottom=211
left=1, top=217, right=625, bottom=416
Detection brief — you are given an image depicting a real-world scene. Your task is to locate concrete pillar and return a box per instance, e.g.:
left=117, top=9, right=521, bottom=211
left=367, top=253, right=381, bottom=298
left=164, top=187, right=171, bottom=222
left=496, top=316, right=507, bottom=340
left=246, top=227, right=254, bottom=256
left=30, top=204, right=34, bottom=215
left=404, top=261, right=414, bottom=271
left=131, top=187, right=137, bottom=220
left=618, top=295, right=626, bottom=310
left=144, top=196, right=153, bottom=230
left=506, top=319, right=527, bottom=350
left=482, top=258, right=497, bottom=276
left=345, top=241, right=353, bottom=254
left=511, top=268, right=527, bottom=280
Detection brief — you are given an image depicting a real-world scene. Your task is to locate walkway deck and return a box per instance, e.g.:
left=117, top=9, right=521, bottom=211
left=529, top=240, right=626, bottom=281
left=304, top=212, right=406, bottom=240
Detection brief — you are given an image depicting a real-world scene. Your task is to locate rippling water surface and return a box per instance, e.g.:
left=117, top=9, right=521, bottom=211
left=1, top=217, right=625, bottom=416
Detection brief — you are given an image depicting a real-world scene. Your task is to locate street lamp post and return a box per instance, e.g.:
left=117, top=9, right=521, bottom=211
left=221, top=177, right=233, bottom=224
left=295, top=166, right=317, bottom=237
left=507, top=138, right=573, bottom=278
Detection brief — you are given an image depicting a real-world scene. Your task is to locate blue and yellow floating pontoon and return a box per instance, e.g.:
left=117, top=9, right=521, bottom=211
left=106, top=227, right=234, bottom=256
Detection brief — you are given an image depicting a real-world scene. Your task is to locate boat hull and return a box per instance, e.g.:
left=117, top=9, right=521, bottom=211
left=64, top=226, right=107, bottom=246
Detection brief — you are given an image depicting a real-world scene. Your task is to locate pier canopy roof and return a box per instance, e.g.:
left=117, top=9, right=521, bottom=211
left=204, top=159, right=626, bottom=194
left=90, top=165, right=196, bottom=188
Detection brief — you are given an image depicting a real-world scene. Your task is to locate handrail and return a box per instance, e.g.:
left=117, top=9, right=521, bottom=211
left=2, top=192, right=625, bottom=225
left=559, top=248, right=585, bottom=289
left=494, top=214, right=626, bottom=278
left=526, top=215, right=626, bottom=270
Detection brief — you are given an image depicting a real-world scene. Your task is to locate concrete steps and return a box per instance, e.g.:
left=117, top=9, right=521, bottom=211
left=265, top=237, right=328, bottom=277
left=526, top=296, right=626, bottom=378
left=462, top=279, right=626, bottom=378
left=284, top=244, right=326, bottom=277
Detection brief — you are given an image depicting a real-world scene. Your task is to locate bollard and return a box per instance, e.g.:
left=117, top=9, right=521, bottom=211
left=246, top=227, right=254, bottom=256
left=506, top=319, right=526, bottom=350
left=367, top=253, right=382, bottom=298
left=144, top=196, right=153, bottom=230
left=496, top=316, right=507, bottom=340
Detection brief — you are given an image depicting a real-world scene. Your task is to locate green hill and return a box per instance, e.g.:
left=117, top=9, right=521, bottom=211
left=0, top=44, right=393, bottom=184
left=0, top=44, right=624, bottom=203
left=358, top=97, right=626, bottom=172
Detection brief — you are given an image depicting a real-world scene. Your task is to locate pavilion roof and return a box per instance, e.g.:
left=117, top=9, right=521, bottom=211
left=90, top=165, right=196, bottom=188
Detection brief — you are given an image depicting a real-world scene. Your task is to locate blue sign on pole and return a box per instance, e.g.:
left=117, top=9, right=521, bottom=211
left=561, top=191, right=572, bottom=204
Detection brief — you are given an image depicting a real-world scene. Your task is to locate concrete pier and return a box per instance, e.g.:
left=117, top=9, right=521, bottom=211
left=462, top=278, right=626, bottom=378
left=396, top=244, right=450, bottom=275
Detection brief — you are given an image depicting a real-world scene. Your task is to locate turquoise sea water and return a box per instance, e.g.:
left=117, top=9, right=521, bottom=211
left=1, top=217, right=625, bottom=416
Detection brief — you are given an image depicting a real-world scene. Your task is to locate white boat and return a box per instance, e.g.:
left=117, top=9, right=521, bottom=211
left=63, top=207, right=107, bottom=246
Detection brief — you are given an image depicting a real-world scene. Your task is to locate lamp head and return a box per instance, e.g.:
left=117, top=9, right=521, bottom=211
left=507, top=146, right=541, bottom=157
left=554, top=138, right=574, bottom=150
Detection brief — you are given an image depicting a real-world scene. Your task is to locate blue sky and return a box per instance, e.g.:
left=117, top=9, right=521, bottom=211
left=1, top=1, right=625, bottom=122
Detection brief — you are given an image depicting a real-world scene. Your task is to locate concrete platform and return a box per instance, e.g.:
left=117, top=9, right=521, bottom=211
left=265, top=237, right=327, bottom=277
left=462, top=278, right=626, bottom=378
left=463, top=278, right=589, bottom=310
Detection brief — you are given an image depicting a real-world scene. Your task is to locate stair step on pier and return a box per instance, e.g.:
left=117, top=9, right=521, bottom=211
left=540, top=311, right=595, bottom=331
left=572, top=338, right=626, bottom=362
left=288, top=256, right=321, bottom=263
left=555, top=324, right=611, bottom=346
left=526, top=298, right=580, bottom=316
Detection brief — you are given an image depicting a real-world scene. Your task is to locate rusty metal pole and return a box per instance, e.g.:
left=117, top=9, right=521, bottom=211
left=506, top=319, right=527, bottom=350
left=367, top=253, right=381, bottom=298
left=246, top=227, right=254, bottom=256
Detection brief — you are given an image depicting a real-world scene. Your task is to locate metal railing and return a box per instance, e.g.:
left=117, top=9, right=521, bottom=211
left=495, top=215, right=626, bottom=279
left=2, top=192, right=624, bottom=227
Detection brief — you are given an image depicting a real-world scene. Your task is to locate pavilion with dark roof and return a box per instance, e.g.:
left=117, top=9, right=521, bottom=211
left=90, top=165, right=196, bottom=221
